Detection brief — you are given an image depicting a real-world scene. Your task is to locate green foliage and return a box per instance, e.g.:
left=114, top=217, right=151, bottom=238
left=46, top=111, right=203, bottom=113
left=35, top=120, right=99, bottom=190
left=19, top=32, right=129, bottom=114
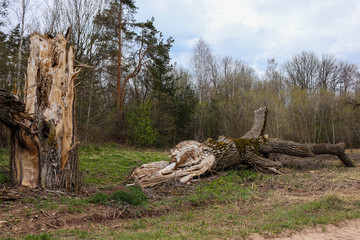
left=126, top=101, right=158, bottom=147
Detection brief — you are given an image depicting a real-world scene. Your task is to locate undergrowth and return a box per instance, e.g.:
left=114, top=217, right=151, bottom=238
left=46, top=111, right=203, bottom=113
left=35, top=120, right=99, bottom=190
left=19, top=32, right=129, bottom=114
left=88, top=185, right=148, bottom=206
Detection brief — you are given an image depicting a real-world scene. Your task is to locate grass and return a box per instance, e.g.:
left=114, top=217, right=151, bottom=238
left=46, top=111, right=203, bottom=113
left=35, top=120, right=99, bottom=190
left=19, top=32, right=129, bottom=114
left=88, top=185, right=148, bottom=206
left=186, top=170, right=258, bottom=204
left=79, top=143, right=168, bottom=187
left=18, top=195, right=359, bottom=240
left=1, top=143, right=360, bottom=239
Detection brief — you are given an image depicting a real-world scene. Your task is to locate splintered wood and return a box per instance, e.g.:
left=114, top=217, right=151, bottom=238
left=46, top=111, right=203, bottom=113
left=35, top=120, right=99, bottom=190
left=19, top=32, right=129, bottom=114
left=132, top=141, right=215, bottom=187
left=25, top=33, right=78, bottom=171
left=0, top=32, right=81, bottom=190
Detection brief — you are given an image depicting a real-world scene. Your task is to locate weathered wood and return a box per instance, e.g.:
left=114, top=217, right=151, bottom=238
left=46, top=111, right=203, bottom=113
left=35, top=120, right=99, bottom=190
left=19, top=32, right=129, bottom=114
left=242, top=107, right=268, bottom=139
left=132, top=107, right=355, bottom=188
left=0, top=90, right=29, bottom=129
left=0, top=32, right=81, bottom=191
left=132, top=141, right=215, bottom=187
left=132, top=108, right=281, bottom=187
left=259, top=139, right=354, bottom=167
left=259, top=138, right=314, bottom=157
left=205, top=107, right=282, bottom=174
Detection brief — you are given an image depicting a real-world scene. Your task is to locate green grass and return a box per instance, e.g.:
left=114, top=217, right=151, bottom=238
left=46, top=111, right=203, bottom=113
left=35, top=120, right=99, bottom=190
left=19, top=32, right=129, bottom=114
left=187, top=170, right=258, bottom=204
left=1, top=144, right=360, bottom=239
left=20, top=195, right=360, bottom=240
left=79, top=143, right=168, bottom=187
left=0, top=147, right=9, bottom=167
left=0, top=148, right=10, bottom=183
left=0, top=143, right=169, bottom=188
left=88, top=185, right=148, bottom=206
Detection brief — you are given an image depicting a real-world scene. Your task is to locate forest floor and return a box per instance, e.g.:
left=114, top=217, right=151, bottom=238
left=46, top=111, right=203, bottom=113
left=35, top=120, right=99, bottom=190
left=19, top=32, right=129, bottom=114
left=0, top=144, right=360, bottom=239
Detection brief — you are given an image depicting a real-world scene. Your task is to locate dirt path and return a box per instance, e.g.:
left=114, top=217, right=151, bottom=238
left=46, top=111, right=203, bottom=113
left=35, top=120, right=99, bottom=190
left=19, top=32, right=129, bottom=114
left=250, top=218, right=360, bottom=240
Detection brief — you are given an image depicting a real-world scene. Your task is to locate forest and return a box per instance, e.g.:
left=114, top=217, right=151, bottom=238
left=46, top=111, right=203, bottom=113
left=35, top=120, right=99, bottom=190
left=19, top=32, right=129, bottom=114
left=1, top=0, right=360, bottom=239
left=0, top=0, right=359, bottom=150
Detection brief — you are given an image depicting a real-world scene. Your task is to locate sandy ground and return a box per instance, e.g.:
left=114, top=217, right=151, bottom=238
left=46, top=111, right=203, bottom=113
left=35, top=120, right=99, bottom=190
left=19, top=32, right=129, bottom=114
left=250, top=218, right=360, bottom=240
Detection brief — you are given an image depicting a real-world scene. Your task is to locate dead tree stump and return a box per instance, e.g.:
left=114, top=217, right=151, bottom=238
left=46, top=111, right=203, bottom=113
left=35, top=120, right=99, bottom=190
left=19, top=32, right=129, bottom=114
left=0, top=32, right=80, bottom=191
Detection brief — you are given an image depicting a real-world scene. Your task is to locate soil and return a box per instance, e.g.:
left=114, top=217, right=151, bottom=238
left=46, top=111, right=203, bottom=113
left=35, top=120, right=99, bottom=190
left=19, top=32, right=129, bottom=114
left=249, top=219, right=360, bottom=240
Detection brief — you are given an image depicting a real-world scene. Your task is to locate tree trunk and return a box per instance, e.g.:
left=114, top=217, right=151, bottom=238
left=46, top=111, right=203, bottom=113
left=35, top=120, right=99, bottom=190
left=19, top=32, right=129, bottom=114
left=116, top=2, right=123, bottom=112
left=0, top=32, right=80, bottom=191
left=132, top=107, right=354, bottom=188
left=16, top=0, right=26, bottom=91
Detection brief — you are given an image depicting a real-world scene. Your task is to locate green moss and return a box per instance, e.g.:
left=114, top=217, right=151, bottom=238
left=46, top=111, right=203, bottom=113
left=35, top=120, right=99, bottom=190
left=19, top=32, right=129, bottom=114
left=40, top=119, right=57, bottom=147
left=206, top=137, right=260, bottom=158
left=46, top=127, right=56, bottom=147
left=231, top=138, right=260, bottom=157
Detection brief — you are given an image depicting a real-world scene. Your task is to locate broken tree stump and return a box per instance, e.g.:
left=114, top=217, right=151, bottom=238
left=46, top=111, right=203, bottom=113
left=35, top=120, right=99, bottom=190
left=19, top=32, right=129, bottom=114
left=0, top=32, right=81, bottom=191
left=132, top=107, right=354, bottom=188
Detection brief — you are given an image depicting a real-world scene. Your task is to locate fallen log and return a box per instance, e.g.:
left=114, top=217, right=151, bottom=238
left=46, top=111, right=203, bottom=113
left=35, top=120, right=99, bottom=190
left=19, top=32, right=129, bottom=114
left=132, top=107, right=355, bottom=188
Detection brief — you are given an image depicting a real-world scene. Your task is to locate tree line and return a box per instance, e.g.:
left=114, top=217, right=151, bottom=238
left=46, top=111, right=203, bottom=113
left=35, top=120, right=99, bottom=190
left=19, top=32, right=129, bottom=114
left=0, top=0, right=359, bottom=148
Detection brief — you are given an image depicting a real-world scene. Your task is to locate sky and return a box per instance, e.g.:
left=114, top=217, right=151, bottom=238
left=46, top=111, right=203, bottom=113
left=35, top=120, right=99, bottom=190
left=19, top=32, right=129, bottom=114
left=135, top=0, right=360, bottom=74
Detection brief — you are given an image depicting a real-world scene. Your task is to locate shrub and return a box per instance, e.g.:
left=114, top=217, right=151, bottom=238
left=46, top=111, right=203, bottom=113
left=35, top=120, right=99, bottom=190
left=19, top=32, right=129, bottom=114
left=126, top=101, right=158, bottom=147
left=87, top=192, right=109, bottom=205
left=88, top=185, right=148, bottom=206
left=110, top=185, right=148, bottom=206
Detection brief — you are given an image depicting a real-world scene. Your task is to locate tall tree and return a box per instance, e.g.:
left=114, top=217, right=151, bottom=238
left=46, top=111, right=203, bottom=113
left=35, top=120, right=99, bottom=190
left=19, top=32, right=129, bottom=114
left=10, top=0, right=35, bottom=93
left=191, top=38, right=218, bottom=102
left=283, top=51, right=319, bottom=90
left=0, top=0, right=7, bottom=26
left=94, top=0, right=174, bottom=114
left=94, top=0, right=137, bottom=113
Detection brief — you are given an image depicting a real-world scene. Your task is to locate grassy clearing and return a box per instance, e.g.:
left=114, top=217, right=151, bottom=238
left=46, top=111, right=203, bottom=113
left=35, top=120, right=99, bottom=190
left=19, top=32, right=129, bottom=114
left=1, top=144, right=360, bottom=239
left=79, top=143, right=168, bottom=187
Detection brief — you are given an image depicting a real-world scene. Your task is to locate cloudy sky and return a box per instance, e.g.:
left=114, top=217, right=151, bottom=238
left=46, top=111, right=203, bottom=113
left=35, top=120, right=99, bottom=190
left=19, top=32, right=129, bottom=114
left=135, top=0, right=360, bottom=73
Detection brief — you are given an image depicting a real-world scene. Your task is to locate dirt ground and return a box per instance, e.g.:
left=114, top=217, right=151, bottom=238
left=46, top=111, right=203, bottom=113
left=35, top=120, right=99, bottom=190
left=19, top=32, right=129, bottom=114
left=1, top=153, right=360, bottom=239
left=250, top=218, right=360, bottom=240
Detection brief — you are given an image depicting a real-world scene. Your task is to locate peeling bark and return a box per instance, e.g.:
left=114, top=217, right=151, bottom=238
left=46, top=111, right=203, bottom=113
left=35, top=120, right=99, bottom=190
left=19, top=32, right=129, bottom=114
left=0, top=32, right=80, bottom=191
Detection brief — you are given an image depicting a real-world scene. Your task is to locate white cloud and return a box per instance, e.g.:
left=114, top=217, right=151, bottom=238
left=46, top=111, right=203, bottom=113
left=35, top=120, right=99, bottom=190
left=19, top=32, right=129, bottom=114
left=136, top=0, right=360, bottom=72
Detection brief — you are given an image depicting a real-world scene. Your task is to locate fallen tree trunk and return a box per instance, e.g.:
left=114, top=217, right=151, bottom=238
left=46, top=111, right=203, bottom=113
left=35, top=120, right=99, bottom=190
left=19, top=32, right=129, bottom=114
left=0, top=32, right=81, bottom=191
left=260, top=139, right=354, bottom=167
left=132, top=107, right=355, bottom=187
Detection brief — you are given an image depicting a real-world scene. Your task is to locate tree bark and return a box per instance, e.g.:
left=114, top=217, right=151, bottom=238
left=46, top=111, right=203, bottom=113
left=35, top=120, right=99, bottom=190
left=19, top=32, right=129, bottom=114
left=132, top=107, right=354, bottom=188
left=259, top=139, right=354, bottom=167
left=0, top=32, right=80, bottom=191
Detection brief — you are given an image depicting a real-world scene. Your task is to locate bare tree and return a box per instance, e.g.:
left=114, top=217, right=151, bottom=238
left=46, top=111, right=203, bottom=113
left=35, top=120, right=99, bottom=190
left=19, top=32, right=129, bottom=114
left=283, top=51, right=319, bottom=90
left=191, top=38, right=218, bottom=102
left=9, top=0, right=40, bottom=92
